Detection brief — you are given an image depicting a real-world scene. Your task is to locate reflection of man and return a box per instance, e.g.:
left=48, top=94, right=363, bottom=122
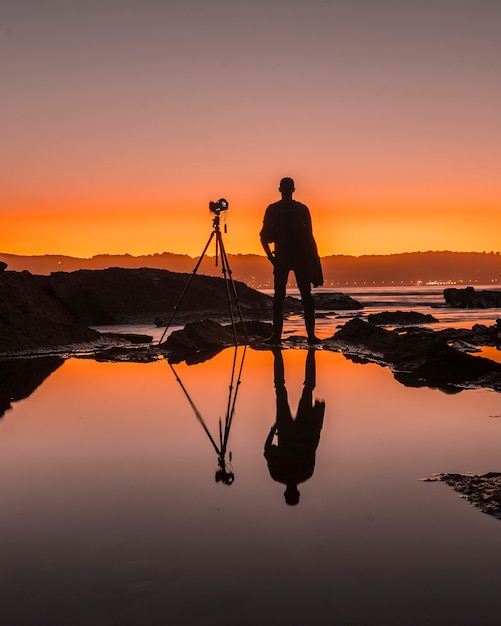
left=264, top=348, right=325, bottom=505
left=260, top=177, right=323, bottom=344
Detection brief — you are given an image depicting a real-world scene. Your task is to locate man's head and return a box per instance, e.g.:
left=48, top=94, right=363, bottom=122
left=279, top=177, right=295, bottom=196
left=284, top=483, right=300, bottom=506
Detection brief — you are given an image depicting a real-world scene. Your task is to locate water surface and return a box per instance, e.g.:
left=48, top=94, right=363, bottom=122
left=2, top=345, right=501, bottom=625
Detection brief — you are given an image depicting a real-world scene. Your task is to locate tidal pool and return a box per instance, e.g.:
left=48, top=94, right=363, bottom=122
left=1, top=347, right=501, bottom=625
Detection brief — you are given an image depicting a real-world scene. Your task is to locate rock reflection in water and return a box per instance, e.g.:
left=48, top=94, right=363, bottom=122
left=0, top=356, right=63, bottom=417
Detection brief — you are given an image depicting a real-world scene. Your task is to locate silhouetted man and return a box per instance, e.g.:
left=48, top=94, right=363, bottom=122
left=260, top=177, right=323, bottom=344
left=264, top=348, right=325, bottom=506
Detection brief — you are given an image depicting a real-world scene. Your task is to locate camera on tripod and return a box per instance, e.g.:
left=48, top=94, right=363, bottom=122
left=209, top=198, right=229, bottom=214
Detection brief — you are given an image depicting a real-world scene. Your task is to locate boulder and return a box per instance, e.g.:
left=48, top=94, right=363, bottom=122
left=437, top=321, right=501, bottom=347
left=444, top=286, right=501, bottom=308
left=162, top=319, right=273, bottom=364
left=40, top=268, right=274, bottom=325
left=426, top=473, right=501, bottom=521
left=329, top=317, right=501, bottom=392
left=0, top=270, right=100, bottom=353
left=367, top=310, right=438, bottom=325
left=313, top=292, right=363, bottom=311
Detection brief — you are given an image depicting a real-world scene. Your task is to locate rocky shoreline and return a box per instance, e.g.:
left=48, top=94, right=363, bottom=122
left=0, top=266, right=366, bottom=356
left=1, top=267, right=501, bottom=391
left=425, top=473, right=501, bottom=521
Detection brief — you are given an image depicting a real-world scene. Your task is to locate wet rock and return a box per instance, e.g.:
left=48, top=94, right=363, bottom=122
left=41, top=268, right=274, bottom=325
left=426, top=473, right=501, bottom=521
left=91, top=346, right=157, bottom=363
left=162, top=319, right=273, bottom=364
left=444, top=286, right=501, bottom=308
left=328, top=317, right=501, bottom=392
left=367, top=310, right=438, bottom=325
left=437, top=322, right=501, bottom=348
left=101, top=332, right=153, bottom=344
left=0, top=270, right=100, bottom=354
left=313, top=292, right=363, bottom=311
left=283, top=295, right=304, bottom=314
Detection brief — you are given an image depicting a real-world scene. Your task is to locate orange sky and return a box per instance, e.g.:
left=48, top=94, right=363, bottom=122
left=2, top=1, right=500, bottom=258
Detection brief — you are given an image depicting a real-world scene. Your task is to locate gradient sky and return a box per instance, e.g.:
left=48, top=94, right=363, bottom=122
left=2, top=0, right=500, bottom=258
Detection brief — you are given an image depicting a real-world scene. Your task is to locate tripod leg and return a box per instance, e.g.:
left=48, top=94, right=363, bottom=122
left=216, top=232, right=240, bottom=346
left=158, top=230, right=216, bottom=345
left=218, top=232, right=248, bottom=343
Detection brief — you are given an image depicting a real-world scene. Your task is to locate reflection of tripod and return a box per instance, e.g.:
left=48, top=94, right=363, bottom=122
left=158, top=210, right=248, bottom=346
left=169, top=345, right=246, bottom=485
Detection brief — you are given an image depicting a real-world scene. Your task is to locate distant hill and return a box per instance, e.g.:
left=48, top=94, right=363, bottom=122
left=2, top=250, right=501, bottom=288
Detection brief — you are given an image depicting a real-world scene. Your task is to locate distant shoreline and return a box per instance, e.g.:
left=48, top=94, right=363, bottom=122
left=2, top=250, right=501, bottom=289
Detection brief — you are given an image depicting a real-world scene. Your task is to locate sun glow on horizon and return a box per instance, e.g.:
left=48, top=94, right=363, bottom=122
left=2, top=1, right=500, bottom=259
left=3, top=198, right=501, bottom=259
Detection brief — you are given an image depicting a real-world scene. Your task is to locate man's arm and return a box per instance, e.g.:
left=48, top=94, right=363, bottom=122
left=264, top=424, right=278, bottom=454
left=260, top=205, right=276, bottom=265
left=301, top=203, right=314, bottom=238
left=260, top=237, right=275, bottom=265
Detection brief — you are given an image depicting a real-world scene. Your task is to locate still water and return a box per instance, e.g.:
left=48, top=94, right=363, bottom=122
left=2, top=343, right=501, bottom=625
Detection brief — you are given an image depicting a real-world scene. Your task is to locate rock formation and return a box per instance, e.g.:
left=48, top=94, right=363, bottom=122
left=367, top=311, right=438, bottom=325
left=39, top=268, right=274, bottom=325
left=313, top=292, right=363, bottom=311
left=0, top=270, right=100, bottom=353
left=444, top=286, right=501, bottom=308
left=162, top=319, right=273, bottom=364
left=327, top=317, right=501, bottom=392
left=426, top=473, right=501, bottom=521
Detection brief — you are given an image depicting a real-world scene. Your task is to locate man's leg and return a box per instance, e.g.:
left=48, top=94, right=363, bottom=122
left=267, top=266, right=288, bottom=343
left=295, top=269, right=320, bottom=344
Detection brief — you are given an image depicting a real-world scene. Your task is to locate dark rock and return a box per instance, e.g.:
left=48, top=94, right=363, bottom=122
left=0, top=270, right=100, bottom=353
left=367, top=310, right=438, bottom=325
left=444, top=286, right=501, bottom=308
left=313, top=292, right=363, bottom=311
left=329, top=317, right=501, bottom=392
left=39, top=268, right=274, bottom=326
left=0, top=261, right=7, bottom=272
left=0, top=356, right=63, bottom=417
left=101, top=332, right=153, bottom=344
left=426, top=473, right=501, bottom=521
left=283, top=295, right=303, bottom=314
left=437, top=323, right=501, bottom=348
left=162, top=319, right=273, bottom=364
left=92, top=346, right=156, bottom=363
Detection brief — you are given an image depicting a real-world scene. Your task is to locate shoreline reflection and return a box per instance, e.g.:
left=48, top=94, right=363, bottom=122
left=0, top=356, right=63, bottom=418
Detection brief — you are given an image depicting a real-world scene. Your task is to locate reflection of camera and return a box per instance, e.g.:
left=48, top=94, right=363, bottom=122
left=215, top=467, right=235, bottom=485
left=209, top=198, right=229, bottom=214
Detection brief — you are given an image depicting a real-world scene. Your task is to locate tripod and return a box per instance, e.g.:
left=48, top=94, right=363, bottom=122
left=158, top=209, right=248, bottom=346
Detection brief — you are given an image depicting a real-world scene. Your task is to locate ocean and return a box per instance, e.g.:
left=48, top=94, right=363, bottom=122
left=94, top=284, right=501, bottom=343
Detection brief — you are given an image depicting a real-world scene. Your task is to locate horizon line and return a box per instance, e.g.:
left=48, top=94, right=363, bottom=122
left=2, top=249, right=501, bottom=261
